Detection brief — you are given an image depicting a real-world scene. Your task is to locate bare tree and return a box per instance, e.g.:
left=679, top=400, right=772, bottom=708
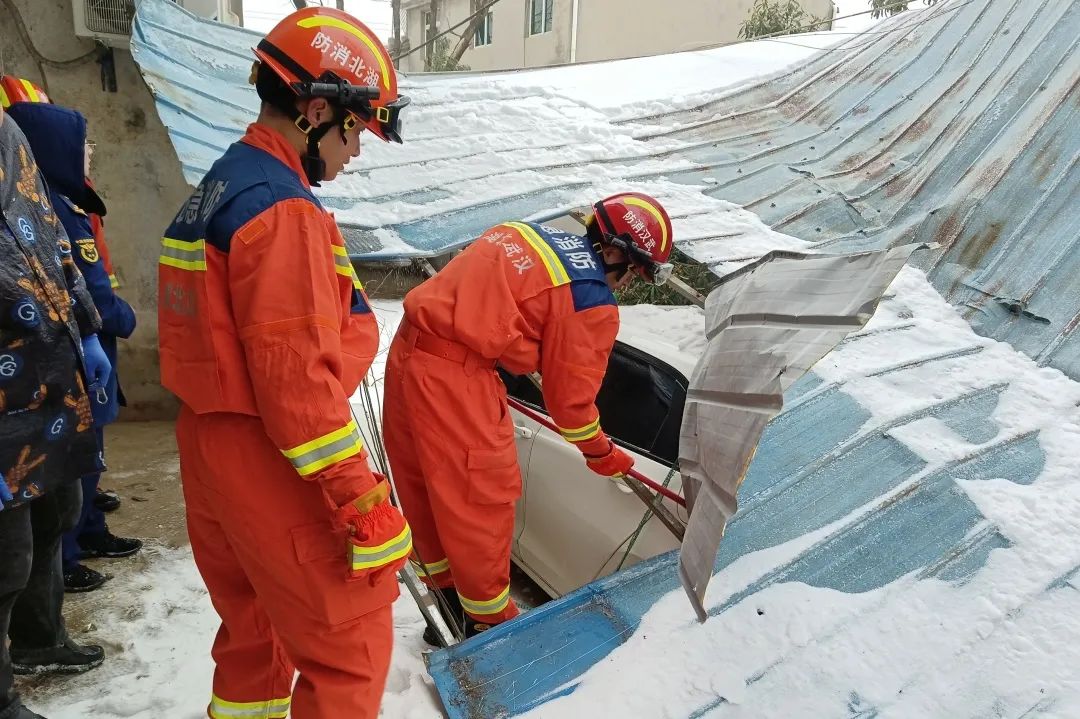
left=445, top=0, right=494, bottom=67
left=426, top=0, right=438, bottom=71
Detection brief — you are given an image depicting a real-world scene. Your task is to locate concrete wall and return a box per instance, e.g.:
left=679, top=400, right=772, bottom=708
left=402, top=0, right=835, bottom=71
left=1, top=0, right=193, bottom=419
left=576, top=0, right=835, bottom=62
left=402, top=0, right=572, bottom=72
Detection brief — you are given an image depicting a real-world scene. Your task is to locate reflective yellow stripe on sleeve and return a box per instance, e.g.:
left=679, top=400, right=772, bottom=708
left=208, top=695, right=291, bottom=719
left=352, top=523, right=413, bottom=571
left=504, top=222, right=571, bottom=286
left=281, top=420, right=364, bottom=477
left=108, top=274, right=120, bottom=289
left=332, top=244, right=364, bottom=290
left=159, top=238, right=207, bottom=271
left=458, top=586, right=511, bottom=617
left=558, top=417, right=601, bottom=443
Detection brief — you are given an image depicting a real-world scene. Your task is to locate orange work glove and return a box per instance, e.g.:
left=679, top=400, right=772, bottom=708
left=333, top=478, right=413, bottom=585
left=584, top=442, right=634, bottom=478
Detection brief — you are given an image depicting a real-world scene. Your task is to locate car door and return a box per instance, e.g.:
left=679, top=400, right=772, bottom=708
left=503, top=341, right=689, bottom=598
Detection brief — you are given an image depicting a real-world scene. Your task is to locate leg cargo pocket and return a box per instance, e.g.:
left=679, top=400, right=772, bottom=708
left=465, top=444, right=522, bottom=506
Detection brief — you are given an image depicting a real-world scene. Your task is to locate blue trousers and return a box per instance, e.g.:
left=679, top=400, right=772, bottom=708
left=61, top=428, right=107, bottom=573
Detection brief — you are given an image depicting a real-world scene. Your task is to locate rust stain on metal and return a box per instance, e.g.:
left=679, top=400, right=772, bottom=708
left=899, top=115, right=933, bottom=143
left=957, top=222, right=1004, bottom=269
left=974, top=158, right=1007, bottom=192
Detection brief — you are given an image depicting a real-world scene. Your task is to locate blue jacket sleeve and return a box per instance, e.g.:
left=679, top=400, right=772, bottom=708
left=57, top=197, right=136, bottom=340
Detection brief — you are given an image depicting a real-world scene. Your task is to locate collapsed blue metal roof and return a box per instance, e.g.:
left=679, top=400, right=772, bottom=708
left=133, top=0, right=1079, bottom=380
left=131, top=1, right=1079, bottom=714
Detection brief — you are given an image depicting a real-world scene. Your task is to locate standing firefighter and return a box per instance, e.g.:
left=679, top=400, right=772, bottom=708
left=157, top=8, right=411, bottom=718
left=383, top=193, right=674, bottom=641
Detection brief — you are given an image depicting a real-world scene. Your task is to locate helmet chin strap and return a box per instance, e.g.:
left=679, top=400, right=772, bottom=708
left=290, top=103, right=345, bottom=187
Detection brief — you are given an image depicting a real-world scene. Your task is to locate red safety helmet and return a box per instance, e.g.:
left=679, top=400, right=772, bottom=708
left=253, top=6, right=408, bottom=145
left=0, top=76, right=50, bottom=109
left=591, top=192, right=675, bottom=286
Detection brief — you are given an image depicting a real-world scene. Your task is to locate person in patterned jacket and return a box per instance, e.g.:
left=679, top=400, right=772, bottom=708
left=6, top=84, right=143, bottom=595
left=0, top=89, right=112, bottom=719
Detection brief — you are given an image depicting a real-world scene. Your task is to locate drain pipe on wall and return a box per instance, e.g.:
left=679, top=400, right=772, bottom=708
left=569, top=0, right=580, bottom=63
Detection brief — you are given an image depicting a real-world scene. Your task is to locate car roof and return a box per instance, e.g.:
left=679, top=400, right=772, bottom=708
left=615, top=319, right=700, bottom=381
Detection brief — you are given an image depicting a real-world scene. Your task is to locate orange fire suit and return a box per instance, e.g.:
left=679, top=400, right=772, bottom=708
left=158, top=124, right=403, bottom=719
left=383, top=221, right=619, bottom=625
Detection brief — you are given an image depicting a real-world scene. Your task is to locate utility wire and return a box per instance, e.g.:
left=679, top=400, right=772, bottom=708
left=392, top=0, right=504, bottom=61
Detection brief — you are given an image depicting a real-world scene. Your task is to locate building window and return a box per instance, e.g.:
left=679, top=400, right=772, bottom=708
left=421, top=10, right=435, bottom=45
left=529, top=0, right=553, bottom=35
left=472, top=0, right=493, bottom=46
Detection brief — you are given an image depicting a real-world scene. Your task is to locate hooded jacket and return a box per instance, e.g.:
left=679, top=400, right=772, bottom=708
left=0, top=111, right=102, bottom=507
left=8, top=102, right=136, bottom=427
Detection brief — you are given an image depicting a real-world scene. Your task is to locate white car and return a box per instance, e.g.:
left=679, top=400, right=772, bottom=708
left=500, top=322, right=696, bottom=598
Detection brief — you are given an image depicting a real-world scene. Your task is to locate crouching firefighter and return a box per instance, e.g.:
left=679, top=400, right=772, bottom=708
left=382, top=193, right=675, bottom=643
left=157, top=8, right=411, bottom=718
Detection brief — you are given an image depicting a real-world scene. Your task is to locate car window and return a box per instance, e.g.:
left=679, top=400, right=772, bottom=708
left=498, top=340, right=688, bottom=467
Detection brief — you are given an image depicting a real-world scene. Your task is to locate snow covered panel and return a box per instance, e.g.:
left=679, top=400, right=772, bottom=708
left=433, top=267, right=1080, bottom=718
left=678, top=245, right=919, bottom=621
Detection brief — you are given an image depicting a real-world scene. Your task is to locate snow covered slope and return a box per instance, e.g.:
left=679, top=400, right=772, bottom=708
left=432, top=267, right=1080, bottom=719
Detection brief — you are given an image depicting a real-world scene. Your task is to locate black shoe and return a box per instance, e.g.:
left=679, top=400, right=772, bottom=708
left=78, top=531, right=142, bottom=559
left=64, top=564, right=108, bottom=593
left=464, top=617, right=495, bottom=639
left=11, top=638, right=105, bottom=676
left=421, top=590, right=464, bottom=647
left=422, top=624, right=443, bottom=648
left=15, top=706, right=48, bottom=719
left=94, top=488, right=120, bottom=513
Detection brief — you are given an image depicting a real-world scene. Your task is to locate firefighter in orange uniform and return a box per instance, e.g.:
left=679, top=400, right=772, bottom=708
left=383, top=193, right=675, bottom=641
left=157, top=8, right=411, bottom=718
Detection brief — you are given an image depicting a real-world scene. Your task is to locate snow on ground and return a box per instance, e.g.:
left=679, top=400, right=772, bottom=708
left=36, top=267, right=1080, bottom=719
left=23, top=298, right=702, bottom=719
left=517, top=266, right=1080, bottom=719
left=30, top=545, right=443, bottom=719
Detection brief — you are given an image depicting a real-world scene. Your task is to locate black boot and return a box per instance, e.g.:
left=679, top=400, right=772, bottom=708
left=93, top=488, right=120, bottom=513
left=422, top=590, right=464, bottom=647
left=464, top=616, right=495, bottom=639
left=77, top=531, right=142, bottom=559
left=15, top=707, right=48, bottom=719
left=11, top=638, right=105, bottom=676
left=63, top=564, right=108, bottom=593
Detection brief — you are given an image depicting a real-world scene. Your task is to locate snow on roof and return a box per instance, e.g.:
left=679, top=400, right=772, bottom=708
left=134, top=0, right=1079, bottom=383
left=130, top=0, right=834, bottom=262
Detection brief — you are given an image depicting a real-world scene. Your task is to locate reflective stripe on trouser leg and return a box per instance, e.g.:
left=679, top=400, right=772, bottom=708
left=208, top=695, right=290, bottom=719
left=458, top=586, right=512, bottom=620
left=409, top=556, right=450, bottom=581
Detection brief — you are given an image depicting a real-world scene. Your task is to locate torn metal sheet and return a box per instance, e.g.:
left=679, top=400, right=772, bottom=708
left=678, top=245, right=924, bottom=621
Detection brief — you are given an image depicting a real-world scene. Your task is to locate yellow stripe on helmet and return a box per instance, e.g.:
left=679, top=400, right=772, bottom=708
left=297, top=16, right=391, bottom=92
left=623, top=196, right=669, bottom=253
left=20, top=79, right=41, bottom=103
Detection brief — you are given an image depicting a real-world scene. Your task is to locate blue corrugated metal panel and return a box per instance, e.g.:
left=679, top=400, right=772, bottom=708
left=132, top=0, right=1079, bottom=380
left=429, top=338, right=1048, bottom=717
